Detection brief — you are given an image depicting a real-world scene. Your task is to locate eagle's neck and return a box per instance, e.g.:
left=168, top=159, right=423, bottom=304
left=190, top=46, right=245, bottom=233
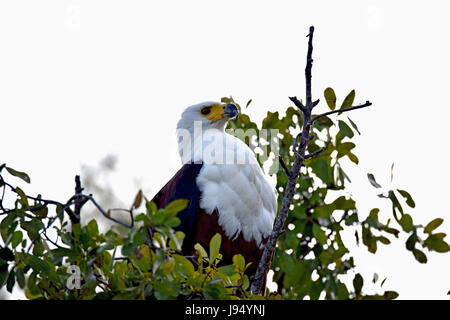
left=177, top=123, right=231, bottom=165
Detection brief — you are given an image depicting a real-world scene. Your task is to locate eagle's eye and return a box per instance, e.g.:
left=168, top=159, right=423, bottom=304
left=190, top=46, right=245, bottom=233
left=201, top=107, right=211, bottom=115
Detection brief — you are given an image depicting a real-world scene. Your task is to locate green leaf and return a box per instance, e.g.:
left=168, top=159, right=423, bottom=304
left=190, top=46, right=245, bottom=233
left=324, top=87, right=337, bottom=110
left=146, top=201, right=158, bottom=215
left=86, top=219, right=99, bottom=237
left=383, top=291, right=399, bottom=300
left=6, top=269, right=15, bottom=293
left=424, top=218, right=443, bottom=234
left=367, top=173, right=382, bottom=188
left=397, top=189, right=415, bottom=208
left=336, top=142, right=356, bottom=157
left=388, top=190, right=403, bottom=214
left=353, top=273, right=363, bottom=295
left=11, top=231, right=23, bottom=249
left=378, top=236, right=391, bottom=245
left=209, top=233, right=222, bottom=264
left=5, top=166, right=30, bottom=183
left=173, top=254, right=195, bottom=276
left=312, top=224, right=327, bottom=245
left=167, top=217, right=181, bottom=228
left=162, top=258, right=175, bottom=275
left=338, top=120, right=354, bottom=139
left=29, top=256, right=51, bottom=275
left=424, top=234, right=450, bottom=253
left=347, top=152, right=359, bottom=164
left=121, top=243, right=135, bottom=257
left=133, top=230, right=147, bottom=247
left=347, top=117, right=361, bottom=135
left=310, top=159, right=333, bottom=184
left=345, top=212, right=359, bottom=226
left=15, top=187, right=29, bottom=207
left=217, top=264, right=237, bottom=276
left=339, top=89, right=355, bottom=114
left=232, top=254, right=245, bottom=272
left=164, top=199, right=189, bottom=218
left=336, top=282, right=350, bottom=300
left=332, top=196, right=356, bottom=210
left=154, top=280, right=180, bottom=300
left=203, top=282, right=227, bottom=300
left=194, top=243, right=208, bottom=261
left=405, top=233, right=416, bottom=251
left=16, top=268, right=25, bottom=289
left=399, top=214, right=413, bottom=233
left=0, top=248, right=14, bottom=261
left=412, top=248, right=427, bottom=263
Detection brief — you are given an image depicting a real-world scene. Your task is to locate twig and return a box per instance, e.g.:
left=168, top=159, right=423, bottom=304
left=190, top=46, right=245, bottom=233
left=289, top=96, right=306, bottom=112
left=80, top=194, right=132, bottom=228
left=311, top=101, right=372, bottom=124
left=292, top=133, right=302, bottom=153
left=72, top=175, right=83, bottom=225
left=305, top=26, right=314, bottom=107
left=304, top=147, right=325, bottom=159
left=42, top=230, right=67, bottom=249
left=278, top=156, right=291, bottom=177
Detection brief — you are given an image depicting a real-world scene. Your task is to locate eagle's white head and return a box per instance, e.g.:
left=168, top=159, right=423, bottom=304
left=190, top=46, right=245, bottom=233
left=176, top=102, right=239, bottom=164
left=177, top=101, right=239, bottom=134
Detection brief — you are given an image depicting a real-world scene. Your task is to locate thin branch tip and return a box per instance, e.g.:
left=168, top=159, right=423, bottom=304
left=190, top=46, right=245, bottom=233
left=278, top=156, right=292, bottom=177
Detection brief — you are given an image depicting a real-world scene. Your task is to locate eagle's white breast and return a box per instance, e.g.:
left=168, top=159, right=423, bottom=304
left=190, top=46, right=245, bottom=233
left=192, top=129, right=277, bottom=247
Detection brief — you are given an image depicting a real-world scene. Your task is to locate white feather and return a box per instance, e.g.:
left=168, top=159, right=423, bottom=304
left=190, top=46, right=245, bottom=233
left=177, top=102, right=277, bottom=247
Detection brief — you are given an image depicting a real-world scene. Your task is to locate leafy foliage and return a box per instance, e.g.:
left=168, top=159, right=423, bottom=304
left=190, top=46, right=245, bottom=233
left=0, top=93, right=448, bottom=300
left=0, top=170, right=260, bottom=299
left=223, top=94, right=449, bottom=299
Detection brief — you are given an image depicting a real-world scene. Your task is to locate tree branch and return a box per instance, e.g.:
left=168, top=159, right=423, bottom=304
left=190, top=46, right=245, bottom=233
left=250, top=26, right=372, bottom=295
left=289, top=96, right=306, bottom=112
left=72, top=175, right=83, bottom=225
left=311, top=101, right=372, bottom=124
left=251, top=26, right=317, bottom=295
left=278, top=156, right=291, bottom=177
left=79, top=193, right=133, bottom=228
left=305, top=26, right=314, bottom=108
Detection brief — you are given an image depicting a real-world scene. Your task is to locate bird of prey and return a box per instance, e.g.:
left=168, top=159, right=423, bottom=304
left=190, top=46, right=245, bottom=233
left=151, top=102, right=277, bottom=277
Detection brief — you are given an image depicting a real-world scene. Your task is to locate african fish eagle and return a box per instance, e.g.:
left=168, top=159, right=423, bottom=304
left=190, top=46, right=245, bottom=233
left=151, top=102, right=277, bottom=276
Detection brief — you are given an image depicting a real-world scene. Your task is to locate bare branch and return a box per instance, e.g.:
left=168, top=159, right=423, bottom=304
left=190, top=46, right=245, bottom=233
left=72, top=175, right=83, bottom=224
left=80, top=194, right=133, bottom=228
left=278, top=156, right=292, bottom=177
left=292, top=133, right=302, bottom=153
left=305, top=25, right=314, bottom=107
left=311, top=100, right=372, bottom=124
left=289, top=96, right=306, bottom=112
left=312, top=99, right=320, bottom=109
left=251, top=26, right=317, bottom=295
left=305, top=147, right=325, bottom=159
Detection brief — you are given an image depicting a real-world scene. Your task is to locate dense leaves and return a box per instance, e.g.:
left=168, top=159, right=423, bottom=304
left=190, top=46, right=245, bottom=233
left=0, top=175, right=258, bottom=299
left=1, top=93, right=448, bottom=300
left=224, top=95, right=448, bottom=299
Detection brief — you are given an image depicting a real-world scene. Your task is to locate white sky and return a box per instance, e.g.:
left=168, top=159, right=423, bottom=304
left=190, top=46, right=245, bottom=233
left=1, top=0, right=449, bottom=299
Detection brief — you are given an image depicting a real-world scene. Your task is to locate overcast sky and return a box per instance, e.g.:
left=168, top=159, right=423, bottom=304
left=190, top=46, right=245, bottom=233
left=1, top=0, right=449, bottom=299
